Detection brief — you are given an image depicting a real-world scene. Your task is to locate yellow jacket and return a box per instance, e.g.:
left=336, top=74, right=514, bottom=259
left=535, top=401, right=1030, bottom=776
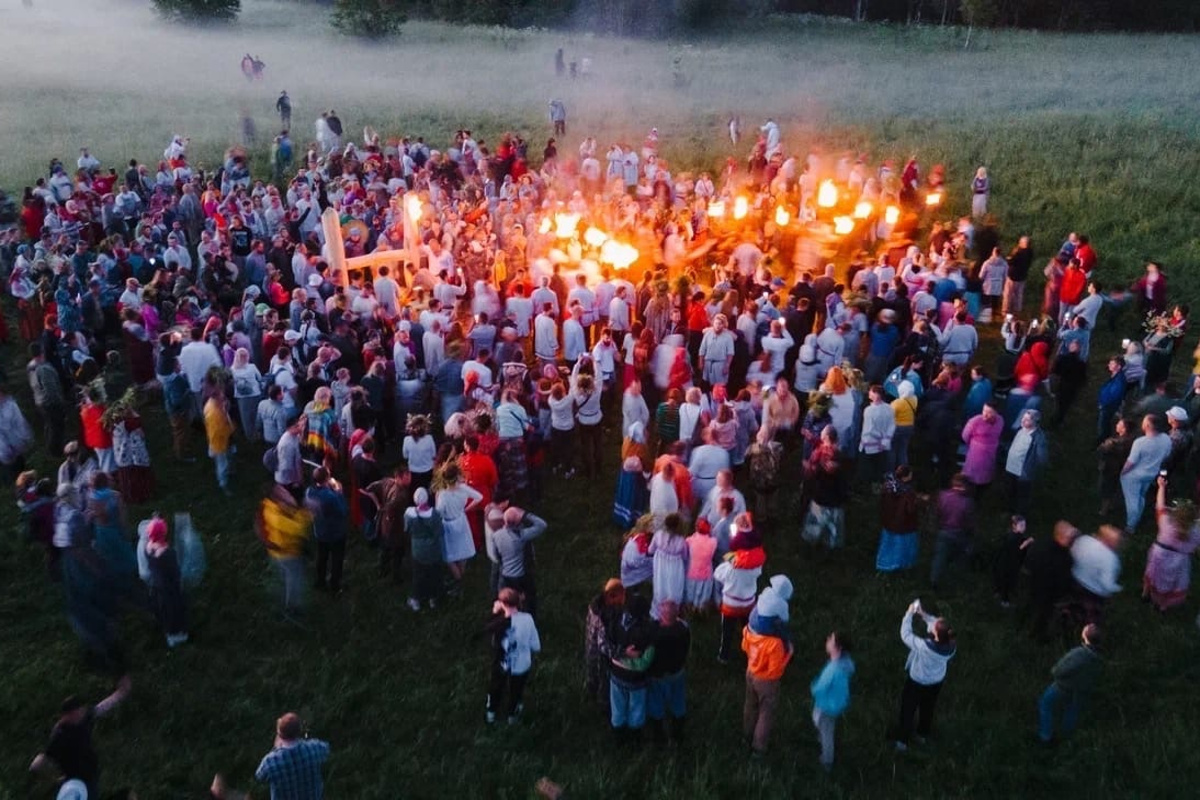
left=204, top=397, right=235, bottom=454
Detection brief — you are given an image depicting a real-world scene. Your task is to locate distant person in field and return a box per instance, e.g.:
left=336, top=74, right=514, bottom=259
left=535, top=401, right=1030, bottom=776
left=276, top=90, right=291, bottom=128
left=548, top=99, right=566, bottom=136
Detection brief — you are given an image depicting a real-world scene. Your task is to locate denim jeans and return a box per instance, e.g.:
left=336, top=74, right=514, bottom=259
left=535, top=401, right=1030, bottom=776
left=812, top=708, right=838, bottom=766
left=1038, top=683, right=1085, bottom=741
left=647, top=671, right=686, bottom=720
left=212, top=450, right=230, bottom=489
left=609, top=676, right=646, bottom=729
left=1121, top=473, right=1152, bottom=531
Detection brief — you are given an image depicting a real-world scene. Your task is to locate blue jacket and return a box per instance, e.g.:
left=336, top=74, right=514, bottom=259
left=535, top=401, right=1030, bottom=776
left=1098, top=370, right=1125, bottom=410
left=306, top=485, right=348, bottom=542
left=810, top=655, right=856, bottom=716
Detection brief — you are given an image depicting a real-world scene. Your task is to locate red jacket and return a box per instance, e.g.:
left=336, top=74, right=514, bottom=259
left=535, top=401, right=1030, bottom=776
left=1060, top=267, right=1087, bottom=306
left=81, top=404, right=113, bottom=449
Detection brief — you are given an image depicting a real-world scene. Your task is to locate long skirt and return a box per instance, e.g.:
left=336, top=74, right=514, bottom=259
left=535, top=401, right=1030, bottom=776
left=237, top=395, right=261, bottom=441
left=1143, top=543, right=1193, bottom=610
left=495, top=437, right=529, bottom=499
left=684, top=577, right=714, bottom=608
left=612, top=469, right=648, bottom=528
left=442, top=515, right=476, bottom=563
left=651, top=552, right=686, bottom=618
left=876, top=528, right=918, bottom=572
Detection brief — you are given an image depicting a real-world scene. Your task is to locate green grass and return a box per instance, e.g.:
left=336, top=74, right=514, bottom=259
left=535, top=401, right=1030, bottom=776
left=4, top=3, right=1200, bottom=799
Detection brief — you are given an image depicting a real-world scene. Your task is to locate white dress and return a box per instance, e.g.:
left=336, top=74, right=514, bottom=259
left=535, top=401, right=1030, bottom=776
left=437, top=483, right=483, bottom=563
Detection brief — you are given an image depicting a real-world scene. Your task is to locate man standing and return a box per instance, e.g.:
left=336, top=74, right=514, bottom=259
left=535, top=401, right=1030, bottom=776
left=27, top=343, right=66, bottom=457
left=274, top=418, right=306, bottom=499
left=180, top=326, right=222, bottom=419
left=306, top=467, right=348, bottom=594
left=548, top=99, right=567, bottom=136
left=742, top=596, right=794, bottom=757
left=161, top=356, right=196, bottom=463
left=490, top=506, right=548, bottom=615
left=255, top=712, right=330, bottom=799
left=810, top=631, right=855, bottom=772
left=29, top=677, right=131, bottom=799
left=534, top=303, right=559, bottom=369
left=647, top=599, right=691, bottom=743
left=698, top=314, right=735, bottom=389
left=276, top=90, right=292, bottom=129
left=1003, top=235, right=1033, bottom=316
left=1038, top=624, right=1103, bottom=745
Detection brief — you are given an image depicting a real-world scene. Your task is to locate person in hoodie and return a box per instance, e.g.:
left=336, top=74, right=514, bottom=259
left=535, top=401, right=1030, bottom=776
left=747, top=574, right=793, bottom=644
left=892, top=599, right=956, bottom=751
left=810, top=631, right=856, bottom=772
left=741, top=583, right=794, bottom=757
left=1037, top=623, right=1103, bottom=744
left=607, top=593, right=657, bottom=742
left=713, top=513, right=765, bottom=664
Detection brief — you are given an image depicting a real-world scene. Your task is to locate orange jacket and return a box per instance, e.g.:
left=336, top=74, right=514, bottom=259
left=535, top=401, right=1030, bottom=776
left=742, top=627, right=793, bottom=681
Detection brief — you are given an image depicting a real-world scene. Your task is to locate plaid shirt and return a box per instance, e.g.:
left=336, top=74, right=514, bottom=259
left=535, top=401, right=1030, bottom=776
left=255, top=738, right=330, bottom=800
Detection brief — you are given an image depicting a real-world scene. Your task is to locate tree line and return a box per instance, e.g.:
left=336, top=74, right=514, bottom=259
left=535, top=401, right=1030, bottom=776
left=153, top=0, right=1200, bottom=34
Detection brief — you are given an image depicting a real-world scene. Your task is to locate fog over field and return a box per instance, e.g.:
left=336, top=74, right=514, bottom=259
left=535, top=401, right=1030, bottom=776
left=2, top=0, right=1199, bottom=183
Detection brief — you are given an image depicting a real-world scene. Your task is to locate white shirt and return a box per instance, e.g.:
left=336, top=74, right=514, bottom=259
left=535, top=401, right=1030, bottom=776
left=179, top=341, right=222, bottom=392
left=462, top=360, right=493, bottom=388
left=374, top=276, right=400, bottom=316
left=1071, top=535, right=1122, bottom=597
left=534, top=313, right=558, bottom=360
left=402, top=434, right=437, bottom=473
left=563, top=318, right=587, bottom=363
left=760, top=330, right=794, bottom=377
left=505, top=297, right=534, bottom=336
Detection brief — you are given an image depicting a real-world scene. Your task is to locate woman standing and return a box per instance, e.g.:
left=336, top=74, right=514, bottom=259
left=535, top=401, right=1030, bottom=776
left=1142, top=475, right=1200, bottom=611
left=85, top=472, right=135, bottom=581
left=649, top=513, right=688, bottom=619
left=121, top=308, right=155, bottom=388
left=405, top=487, right=445, bottom=610
left=435, top=464, right=483, bottom=582
left=584, top=578, right=626, bottom=710
left=458, top=435, right=498, bottom=552
left=971, top=167, right=990, bottom=219
left=1096, top=417, right=1135, bottom=516
left=495, top=390, right=531, bottom=501
left=574, top=373, right=604, bottom=478
left=144, top=516, right=189, bottom=648
left=613, top=423, right=650, bottom=528
left=402, top=414, right=437, bottom=493
left=876, top=466, right=921, bottom=572
left=961, top=402, right=1004, bottom=498
left=230, top=347, right=263, bottom=441
left=108, top=391, right=155, bottom=504
left=303, top=386, right=341, bottom=470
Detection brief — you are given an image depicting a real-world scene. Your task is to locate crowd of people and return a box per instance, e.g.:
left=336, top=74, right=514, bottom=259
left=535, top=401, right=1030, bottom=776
left=6, top=102, right=1200, bottom=797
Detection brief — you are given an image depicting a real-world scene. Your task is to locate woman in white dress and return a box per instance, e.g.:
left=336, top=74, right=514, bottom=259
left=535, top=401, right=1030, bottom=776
left=649, top=512, right=688, bottom=620
left=230, top=348, right=263, bottom=440
left=436, top=464, right=483, bottom=580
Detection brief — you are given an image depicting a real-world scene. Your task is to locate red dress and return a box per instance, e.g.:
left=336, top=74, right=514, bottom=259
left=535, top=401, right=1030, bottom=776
left=459, top=451, right=499, bottom=550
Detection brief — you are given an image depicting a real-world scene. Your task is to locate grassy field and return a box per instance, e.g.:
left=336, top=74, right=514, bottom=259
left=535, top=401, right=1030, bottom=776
left=3, top=3, right=1200, bottom=799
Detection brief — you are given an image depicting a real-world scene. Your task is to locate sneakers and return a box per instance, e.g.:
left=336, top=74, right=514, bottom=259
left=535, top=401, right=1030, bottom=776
left=406, top=597, right=421, bottom=611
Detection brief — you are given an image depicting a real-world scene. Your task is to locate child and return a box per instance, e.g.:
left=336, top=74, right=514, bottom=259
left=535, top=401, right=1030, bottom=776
left=810, top=631, right=856, bottom=771
left=684, top=518, right=716, bottom=613
left=484, top=587, right=541, bottom=725
left=994, top=514, right=1033, bottom=607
